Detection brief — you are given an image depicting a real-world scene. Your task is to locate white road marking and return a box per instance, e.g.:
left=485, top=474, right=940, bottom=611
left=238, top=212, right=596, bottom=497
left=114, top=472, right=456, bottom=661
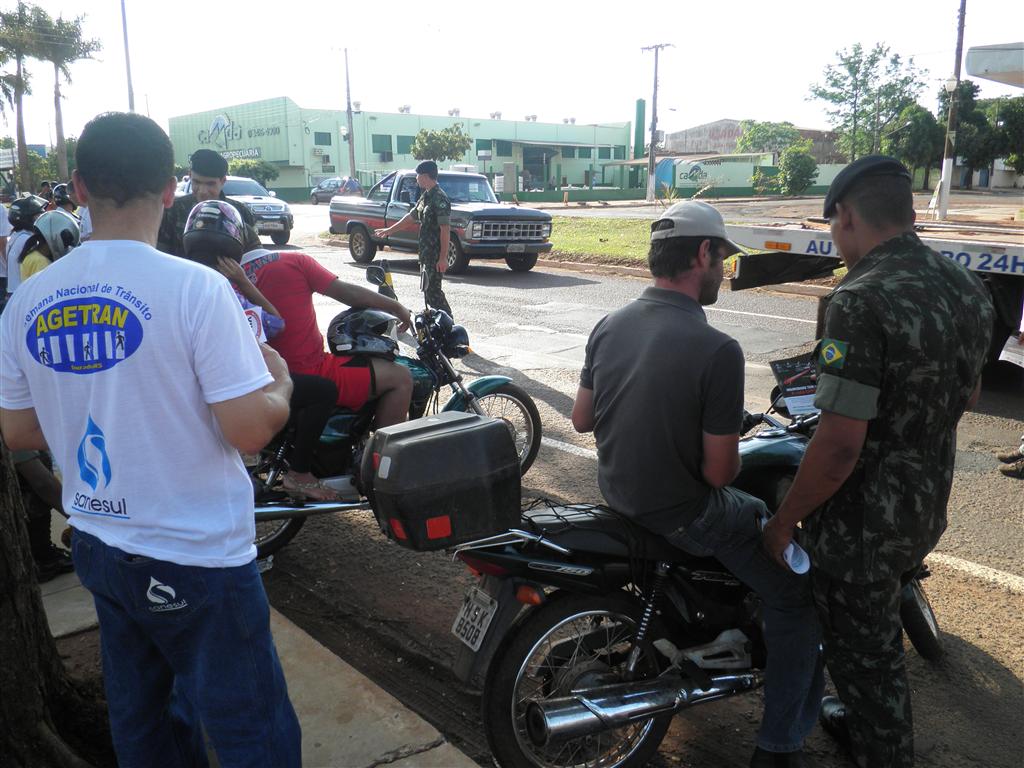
left=541, top=437, right=598, bottom=460
left=708, top=307, right=817, bottom=325
left=927, top=552, right=1024, bottom=595
left=540, top=436, right=1024, bottom=593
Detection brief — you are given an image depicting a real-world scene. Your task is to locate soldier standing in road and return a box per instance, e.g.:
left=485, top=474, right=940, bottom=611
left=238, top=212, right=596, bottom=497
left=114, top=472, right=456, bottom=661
left=375, top=160, right=453, bottom=318
left=157, top=148, right=259, bottom=257
left=763, top=156, right=994, bottom=768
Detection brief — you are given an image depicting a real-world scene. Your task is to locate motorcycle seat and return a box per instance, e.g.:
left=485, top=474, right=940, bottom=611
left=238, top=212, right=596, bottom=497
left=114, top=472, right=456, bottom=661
left=522, top=504, right=729, bottom=573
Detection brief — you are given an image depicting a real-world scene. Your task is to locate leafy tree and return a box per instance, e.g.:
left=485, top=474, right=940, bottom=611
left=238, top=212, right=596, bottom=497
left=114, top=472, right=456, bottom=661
left=777, top=142, right=819, bottom=195
left=883, top=104, right=944, bottom=189
left=750, top=167, right=780, bottom=195
left=736, top=121, right=802, bottom=159
left=937, top=80, right=999, bottom=189
left=0, top=2, right=50, bottom=192
left=409, top=123, right=473, bottom=163
left=810, top=43, right=925, bottom=162
left=995, top=97, right=1024, bottom=175
left=34, top=13, right=100, bottom=179
left=228, top=158, right=280, bottom=186
left=0, top=135, right=14, bottom=149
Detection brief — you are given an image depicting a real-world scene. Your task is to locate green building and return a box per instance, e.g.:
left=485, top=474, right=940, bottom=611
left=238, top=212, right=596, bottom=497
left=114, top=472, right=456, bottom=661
left=168, top=97, right=635, bottom=202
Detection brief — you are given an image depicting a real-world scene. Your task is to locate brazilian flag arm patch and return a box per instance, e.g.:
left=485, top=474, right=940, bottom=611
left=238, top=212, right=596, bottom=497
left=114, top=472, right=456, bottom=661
left=819, top=338, right=849, bottom=369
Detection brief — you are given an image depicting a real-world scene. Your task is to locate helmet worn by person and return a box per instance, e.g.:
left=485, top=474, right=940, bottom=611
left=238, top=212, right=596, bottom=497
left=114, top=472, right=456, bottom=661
left=183, top=199, right=244, bottom=265
left=32, top=209, right=81, bottom=259
left=51, top=183, right=73, bottom=208
left=327, top=308, right=399, bottom=359
left=8, top=195, right=48, bottom=230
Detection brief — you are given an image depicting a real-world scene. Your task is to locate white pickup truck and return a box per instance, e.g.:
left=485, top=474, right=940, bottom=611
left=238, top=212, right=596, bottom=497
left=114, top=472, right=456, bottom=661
left=726, top=219, right=1024, bottom=358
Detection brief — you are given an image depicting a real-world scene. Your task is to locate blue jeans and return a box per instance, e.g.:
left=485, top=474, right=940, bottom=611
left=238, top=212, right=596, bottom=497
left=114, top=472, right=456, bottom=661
left=666, top=487, right=824, bottom=753
left=71, top=530, right=301, bottom=768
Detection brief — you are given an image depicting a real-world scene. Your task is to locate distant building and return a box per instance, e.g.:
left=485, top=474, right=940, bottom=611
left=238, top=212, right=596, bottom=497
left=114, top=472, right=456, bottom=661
left=665, top=119, right=842, bottom=164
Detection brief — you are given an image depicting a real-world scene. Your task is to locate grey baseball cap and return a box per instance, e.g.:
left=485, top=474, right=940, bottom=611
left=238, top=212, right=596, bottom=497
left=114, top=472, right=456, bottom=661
left=650, top=201, right=743, bottom=254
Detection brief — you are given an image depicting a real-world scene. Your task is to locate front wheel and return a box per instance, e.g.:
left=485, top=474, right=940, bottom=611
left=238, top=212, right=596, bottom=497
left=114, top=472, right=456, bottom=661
left=270, top=229, right=291, bottom=246
left=900, top=579, right=943, bottom=662
left=349, top=225, right=378, bottom=263
left=482, top=593, right=671, bottom=768
left=505, top=253, right=538, bottom=272
left=310, top=195, right=319, bottom=205
left=469, top=383, right=542, bottom=474
left=446, top=238, right=470, bottom=275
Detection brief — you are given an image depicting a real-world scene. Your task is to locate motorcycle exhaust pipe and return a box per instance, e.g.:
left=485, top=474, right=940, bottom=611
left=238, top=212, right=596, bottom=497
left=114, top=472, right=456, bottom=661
left=525, top=672, right=763, bottom=747
left=254, top=500, right=371, bottom=522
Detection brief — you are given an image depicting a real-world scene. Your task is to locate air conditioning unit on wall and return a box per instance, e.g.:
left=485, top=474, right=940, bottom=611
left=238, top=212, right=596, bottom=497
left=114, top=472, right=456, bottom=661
left=380, top=151, right=394, bottom=162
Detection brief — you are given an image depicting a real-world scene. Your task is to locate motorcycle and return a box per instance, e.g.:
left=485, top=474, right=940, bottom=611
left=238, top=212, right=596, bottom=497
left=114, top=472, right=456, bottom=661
left=250, top=261, right=543, bottom=558
left=448, top=393, right=942, bottom=768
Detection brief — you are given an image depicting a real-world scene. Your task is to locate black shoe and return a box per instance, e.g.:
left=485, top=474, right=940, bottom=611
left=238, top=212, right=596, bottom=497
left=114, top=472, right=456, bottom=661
left=750, top=746, right=808, bottom=767
left=35, top=544, right=74, bottom=583
left=819, top=695, right=852, bottom=753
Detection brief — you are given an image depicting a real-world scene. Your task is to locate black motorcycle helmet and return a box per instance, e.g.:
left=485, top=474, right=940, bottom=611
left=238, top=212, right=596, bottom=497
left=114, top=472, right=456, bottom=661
left=327, top=308, right=399, bottom=358
left=182, top=200, right=245, bottom=266
left=51, top=183, right=73, bottom=208
left=8, top=195, right=48, bottom=230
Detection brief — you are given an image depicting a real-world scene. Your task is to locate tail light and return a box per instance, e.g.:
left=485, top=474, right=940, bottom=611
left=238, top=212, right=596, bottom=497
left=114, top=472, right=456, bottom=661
left=456, top=551, right=510, bottom=577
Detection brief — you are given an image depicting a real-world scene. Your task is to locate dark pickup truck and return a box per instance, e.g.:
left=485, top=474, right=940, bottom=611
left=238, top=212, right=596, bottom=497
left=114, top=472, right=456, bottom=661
left=328, top=170, right=552, bottom=273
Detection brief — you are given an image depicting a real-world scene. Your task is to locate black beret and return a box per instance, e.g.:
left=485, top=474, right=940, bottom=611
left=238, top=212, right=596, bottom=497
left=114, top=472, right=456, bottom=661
left=823, top=155, right=911, bottom=218
left=415, top=160, right=438, bottom=176
left=190, top=148, right=228, bottom=178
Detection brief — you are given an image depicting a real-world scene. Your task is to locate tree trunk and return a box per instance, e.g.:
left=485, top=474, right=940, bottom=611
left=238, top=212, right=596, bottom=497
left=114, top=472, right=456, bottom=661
left=15, top=56, right=30, bottom=194
left=923, top=165, right=931, bottom=190
left=0, top=444, right=111, bottom=767
left=54, top=63, right=68, bottom=180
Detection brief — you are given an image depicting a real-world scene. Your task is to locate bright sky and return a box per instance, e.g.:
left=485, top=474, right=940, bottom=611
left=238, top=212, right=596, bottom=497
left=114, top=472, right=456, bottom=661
left=5, top=0, right=1023, bottom=147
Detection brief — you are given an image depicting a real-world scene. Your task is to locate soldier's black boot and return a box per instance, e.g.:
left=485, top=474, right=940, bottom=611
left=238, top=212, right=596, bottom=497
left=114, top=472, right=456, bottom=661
left=819, top=695, right=852, bottom=753
left=750, top=746, right=809, bottom=767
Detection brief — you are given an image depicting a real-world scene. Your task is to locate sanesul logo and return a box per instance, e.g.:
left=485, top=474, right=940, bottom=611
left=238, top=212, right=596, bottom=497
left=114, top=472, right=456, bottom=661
left=78, top=416, right=112, bottom=492
left=26, top=298, right=143, bottom=375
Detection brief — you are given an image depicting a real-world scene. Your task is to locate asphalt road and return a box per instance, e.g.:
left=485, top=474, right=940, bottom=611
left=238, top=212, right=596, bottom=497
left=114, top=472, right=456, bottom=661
left=261, top=241, right=1023, bottom=768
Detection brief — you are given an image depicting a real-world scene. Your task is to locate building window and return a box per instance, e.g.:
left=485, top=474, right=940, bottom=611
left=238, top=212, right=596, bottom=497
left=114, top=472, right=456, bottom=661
left=397, top=135, right=415, bottom=155
left=495, top=140, right=512, bottom=157
left=561, top=146, right=576, bottom=159
left=614, top=145, right=626, bottom=160
left=371, top=134, right=393, bottom=154
left=598, top=147, right=611, bottom=160
left=476, top=138, right=492, bottom=152
left=578, top=146, right=592, bottom=159
left=314, top=131, right=332, bottom=146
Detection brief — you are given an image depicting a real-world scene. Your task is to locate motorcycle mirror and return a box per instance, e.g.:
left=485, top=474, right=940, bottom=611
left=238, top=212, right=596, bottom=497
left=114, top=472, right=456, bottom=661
left=365, top=265, right=386, bottom=286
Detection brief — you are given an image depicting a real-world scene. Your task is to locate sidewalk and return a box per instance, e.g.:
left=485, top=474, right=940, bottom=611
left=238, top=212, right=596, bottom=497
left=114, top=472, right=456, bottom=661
left=42, top=564, right=476, bottom=768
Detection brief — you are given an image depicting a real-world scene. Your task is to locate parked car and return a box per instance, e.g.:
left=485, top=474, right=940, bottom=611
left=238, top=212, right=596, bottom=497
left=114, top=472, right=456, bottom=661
left=177, top=175, right=294, bottom=245
left=310, top=176, right=363, bottom=204
left=328, top=171, right=552, bottom=273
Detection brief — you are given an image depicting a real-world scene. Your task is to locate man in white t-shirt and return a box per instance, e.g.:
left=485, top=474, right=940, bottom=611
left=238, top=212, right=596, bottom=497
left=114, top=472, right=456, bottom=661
left=0, top=113, right=301, bottom=767
left=0, top=202, right=10, bottom=293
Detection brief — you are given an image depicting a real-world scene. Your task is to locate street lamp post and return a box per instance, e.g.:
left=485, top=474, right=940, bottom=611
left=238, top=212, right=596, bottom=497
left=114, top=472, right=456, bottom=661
left=931, top=0, right=967, bottom=220
left=642, top=43, right=672, bottom=202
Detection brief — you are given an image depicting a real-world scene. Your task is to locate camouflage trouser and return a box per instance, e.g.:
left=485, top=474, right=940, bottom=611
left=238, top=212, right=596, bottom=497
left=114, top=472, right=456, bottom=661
left=419, top=255, right=452, bottom=318
left=813, top=571, right=913, bottom=768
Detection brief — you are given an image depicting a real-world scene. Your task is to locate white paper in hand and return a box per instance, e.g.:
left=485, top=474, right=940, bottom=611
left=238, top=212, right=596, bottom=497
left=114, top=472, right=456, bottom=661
left=759, top=514, right=810, bottom=574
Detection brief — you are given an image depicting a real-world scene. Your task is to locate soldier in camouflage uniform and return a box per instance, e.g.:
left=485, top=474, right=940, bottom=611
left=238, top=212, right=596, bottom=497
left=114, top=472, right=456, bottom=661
left=375, top=160, right=453, bottom=317
left=763, top=156, right=993, bottom=768
left=157, top=149, right=259, bottom=257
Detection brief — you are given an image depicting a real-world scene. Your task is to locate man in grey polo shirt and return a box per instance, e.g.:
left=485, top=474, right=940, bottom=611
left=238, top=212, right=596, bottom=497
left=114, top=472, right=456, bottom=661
left=571, top=201, right=823, bottom=768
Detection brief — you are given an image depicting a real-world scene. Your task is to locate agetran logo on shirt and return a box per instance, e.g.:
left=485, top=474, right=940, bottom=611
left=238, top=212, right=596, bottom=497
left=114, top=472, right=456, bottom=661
left=73, top=416, right=130, bottom=519
left=25, top=292, right=146, bottom=375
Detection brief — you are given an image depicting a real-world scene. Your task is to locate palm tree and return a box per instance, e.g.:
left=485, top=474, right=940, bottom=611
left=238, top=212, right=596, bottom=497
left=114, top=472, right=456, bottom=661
left=35, top=14, right=100, bottom=179
left=0, top=2, right=49, bottom=193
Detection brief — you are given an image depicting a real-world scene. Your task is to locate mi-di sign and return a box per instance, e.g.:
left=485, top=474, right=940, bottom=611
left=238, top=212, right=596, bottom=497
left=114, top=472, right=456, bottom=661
left=197, top=115, right=242, bottom=148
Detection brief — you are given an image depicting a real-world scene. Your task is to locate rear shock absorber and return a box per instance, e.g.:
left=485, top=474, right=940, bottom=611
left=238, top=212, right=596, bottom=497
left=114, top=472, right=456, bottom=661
left=264, top=440, right=291, bottom=488
left=625, top=561, right=671, bottom=678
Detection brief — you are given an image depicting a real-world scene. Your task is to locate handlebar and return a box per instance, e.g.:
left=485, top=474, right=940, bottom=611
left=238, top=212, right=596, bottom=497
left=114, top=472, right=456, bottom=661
left=742, top=409, right=819, bottom=436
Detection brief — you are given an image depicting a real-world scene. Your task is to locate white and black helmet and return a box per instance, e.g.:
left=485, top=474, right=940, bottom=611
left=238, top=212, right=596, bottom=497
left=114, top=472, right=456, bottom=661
left=32, top=209, right=81, bottom=259
left=327, top=309, right=399, bottom=359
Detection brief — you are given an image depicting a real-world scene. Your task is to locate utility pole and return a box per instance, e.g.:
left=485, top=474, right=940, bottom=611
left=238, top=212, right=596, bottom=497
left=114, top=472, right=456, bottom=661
left=120, top=0, right=135, bottom=112
left=642, top=43, right=672, bottom=202
left=932, top=0, right=967, bottom=220
left=345, top=48, right=357, bottom=180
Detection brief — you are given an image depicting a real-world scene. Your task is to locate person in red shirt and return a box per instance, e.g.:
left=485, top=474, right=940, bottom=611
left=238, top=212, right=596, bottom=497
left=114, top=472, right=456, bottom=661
left=241, top=249, right=414, bottom=428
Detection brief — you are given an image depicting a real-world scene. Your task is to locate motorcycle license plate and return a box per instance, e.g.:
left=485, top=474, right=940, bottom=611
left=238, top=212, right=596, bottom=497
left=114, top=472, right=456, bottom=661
left=506, top=243, right=526, bottom=253
left=451, top=586, right=498, bottom=651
